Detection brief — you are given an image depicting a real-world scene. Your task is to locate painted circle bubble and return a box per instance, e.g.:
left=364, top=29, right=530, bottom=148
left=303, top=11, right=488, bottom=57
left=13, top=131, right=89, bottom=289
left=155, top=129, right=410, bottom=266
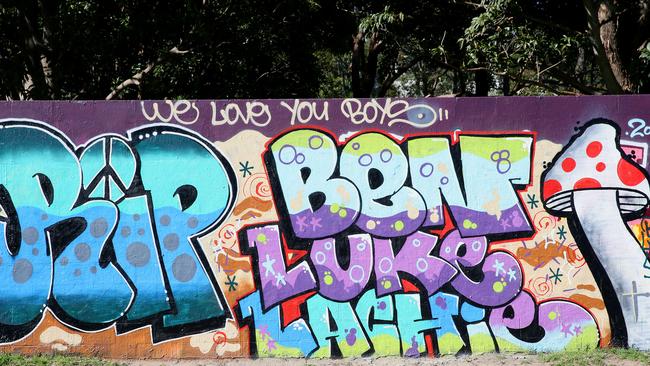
left=412, top=239, right=421, bottom=247
left=416, top=258, right=429, bottom=273
left=356, top=242, right=366, bottom=252
left=352, top=142, right=360, bottom=150
left=278, top=145, right=298, bottom=165
left=126, top=242, right=151, bottom=267
left=324, top=241, right=333, bottom=251
left=172, top=254, right=197, bottom=283
left=314, top=251, right=326, bottom=265
left=74, top=242, right=91, bottom=262
left=23, top=227, right=39, bottom=245
left=295, top=153, right=305, bottom=164
left=121, top=226, right=131, bottom=238
left=380, top=149, right=393, bottom=163
left=440, top=176, right=449, bottom=185
left=160, top=215, right=171, bottom=226
left=349, top=265, right=365, bottom=284
left=359, top=154, right=373, bottom=167
left=419, top=163, right=434, bottom=177
left=187, top=217, right=199, bottom=229
left=163, top=233, right=180, bottom=251
left=13, top=259, right=33, bottom=284
left=309, top=135, right=324, bottom=150
left=379, top=257, right=393, bottom=274
left=472, top=240, right=482, bottom=252
left=90, top=218, right=108, bottom=238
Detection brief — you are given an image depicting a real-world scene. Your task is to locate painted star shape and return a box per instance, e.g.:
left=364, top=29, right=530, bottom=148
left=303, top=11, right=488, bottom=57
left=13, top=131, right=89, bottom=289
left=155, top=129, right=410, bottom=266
left=262, top=254, right=276, bottom=277
left=309, top=217, right=322, bottom=231
left=239, top=161, right=254, bottom=177
left=526, top=193, right=539, bottom=209
left=225, top=275, right=238, bottom=292
left=560, top=323, right=573, bottom=337
left=492, top=259, right=505, bottom=277
left=507, top=268, right=517, bottom=281
left=557, top=225, right=567, bottom=241
left=295, top=216, right=308, bottom=232
left=573, top=325, right=583, bottom=335
left=267, top=339, right=277, bottom=351
left=259, top=325, right=270, bottom=340
left=549, top=267, right=563, bottom=284
left=275, top=272, right=286, bottom=286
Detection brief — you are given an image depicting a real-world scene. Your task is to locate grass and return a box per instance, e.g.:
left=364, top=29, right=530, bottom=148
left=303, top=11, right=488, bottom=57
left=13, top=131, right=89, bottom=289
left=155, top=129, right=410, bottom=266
left=0, top=354, right=124, bottom=366
left=540, top=347, right=650, bottom=366
left=1, top=349, right=650, bottom=365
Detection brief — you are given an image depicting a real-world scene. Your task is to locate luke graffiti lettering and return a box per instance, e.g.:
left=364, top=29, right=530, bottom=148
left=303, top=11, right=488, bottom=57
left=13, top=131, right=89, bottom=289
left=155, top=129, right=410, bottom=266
left=236, top=129, right=600, bottom=357
left=0, top=120, right=236, bottom=343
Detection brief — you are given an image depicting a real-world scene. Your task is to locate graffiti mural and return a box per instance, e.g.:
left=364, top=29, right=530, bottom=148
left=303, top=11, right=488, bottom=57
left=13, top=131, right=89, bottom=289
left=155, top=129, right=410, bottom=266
left=0, top=97, right=646, bottom=358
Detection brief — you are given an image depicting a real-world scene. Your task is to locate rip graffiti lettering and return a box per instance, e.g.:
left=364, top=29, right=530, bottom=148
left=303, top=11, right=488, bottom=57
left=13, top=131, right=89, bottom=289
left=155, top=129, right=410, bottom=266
left=0, top=120, right=236, bottom=343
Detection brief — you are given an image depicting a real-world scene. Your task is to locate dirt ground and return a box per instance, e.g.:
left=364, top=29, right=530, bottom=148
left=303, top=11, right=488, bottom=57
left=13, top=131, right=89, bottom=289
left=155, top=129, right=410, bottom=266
left=120, top=352, right=647, bottom=366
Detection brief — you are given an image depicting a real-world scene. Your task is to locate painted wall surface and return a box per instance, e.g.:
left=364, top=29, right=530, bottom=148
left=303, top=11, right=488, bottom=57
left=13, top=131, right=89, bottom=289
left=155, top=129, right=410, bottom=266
left=0, top=97, right=647, bottom=358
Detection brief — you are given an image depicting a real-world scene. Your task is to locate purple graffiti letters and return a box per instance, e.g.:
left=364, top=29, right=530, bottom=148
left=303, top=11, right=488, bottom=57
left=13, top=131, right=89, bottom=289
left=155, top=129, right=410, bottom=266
left=246, top=225, right=317, bottom=309
left=374, top=231, right=457, bottom=297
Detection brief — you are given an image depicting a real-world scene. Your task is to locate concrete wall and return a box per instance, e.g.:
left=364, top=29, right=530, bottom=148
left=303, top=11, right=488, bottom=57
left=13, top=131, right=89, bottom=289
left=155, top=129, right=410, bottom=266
left=0, top=97, right=647, bottom=358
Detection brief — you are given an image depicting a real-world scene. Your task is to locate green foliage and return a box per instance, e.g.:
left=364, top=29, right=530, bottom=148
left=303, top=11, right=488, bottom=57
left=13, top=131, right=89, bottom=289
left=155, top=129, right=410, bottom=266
left=460, top=0, right=601, bottom=95
left=359, top=6, right=404, bottom=34
left=0, top=0, right=649, bottom=98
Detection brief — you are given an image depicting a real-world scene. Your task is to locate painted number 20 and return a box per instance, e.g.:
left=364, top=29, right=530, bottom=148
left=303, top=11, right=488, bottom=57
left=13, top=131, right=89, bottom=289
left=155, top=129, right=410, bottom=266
left=628, top=118, right=650, bottom=138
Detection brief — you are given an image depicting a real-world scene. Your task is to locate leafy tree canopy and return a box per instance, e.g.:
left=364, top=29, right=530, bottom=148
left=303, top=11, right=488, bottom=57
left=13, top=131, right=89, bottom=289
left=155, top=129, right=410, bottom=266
left=1, top=0, right=649, bottom=99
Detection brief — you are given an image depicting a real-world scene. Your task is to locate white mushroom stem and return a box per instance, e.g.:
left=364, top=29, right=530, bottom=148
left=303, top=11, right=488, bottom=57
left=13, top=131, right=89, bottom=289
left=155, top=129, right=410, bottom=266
left=573, top=190, right=650, bottom=349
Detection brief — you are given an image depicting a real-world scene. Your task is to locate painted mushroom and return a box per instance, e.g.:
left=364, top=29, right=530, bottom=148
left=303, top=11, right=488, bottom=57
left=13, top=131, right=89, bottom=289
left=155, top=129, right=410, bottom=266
left=541, top=120, right=650, bottom=348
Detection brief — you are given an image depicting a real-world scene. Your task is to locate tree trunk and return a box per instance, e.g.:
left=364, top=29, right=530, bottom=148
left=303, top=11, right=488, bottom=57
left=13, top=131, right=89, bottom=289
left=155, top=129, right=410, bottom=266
left=452, top=70, right=466, bottom=96
left=350, top=32, right=368, bottom=97
left=598, top=1, right=635, bottom=92
left=582, top=0, right=635, bottom=93
left=350, top=31, right=383, bottom=98
left=502, top=75, right=510, bottom=96
left=474, top=69, right=490, bottom=96
left=17, top=1, right=58, bottom=99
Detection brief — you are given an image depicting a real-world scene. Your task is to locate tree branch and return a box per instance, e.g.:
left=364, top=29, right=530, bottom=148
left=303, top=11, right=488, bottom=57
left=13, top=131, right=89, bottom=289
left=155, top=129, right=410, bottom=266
left=105, top=47, right=189, bottom=100
left=377, top=55, right=423, bottom=97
